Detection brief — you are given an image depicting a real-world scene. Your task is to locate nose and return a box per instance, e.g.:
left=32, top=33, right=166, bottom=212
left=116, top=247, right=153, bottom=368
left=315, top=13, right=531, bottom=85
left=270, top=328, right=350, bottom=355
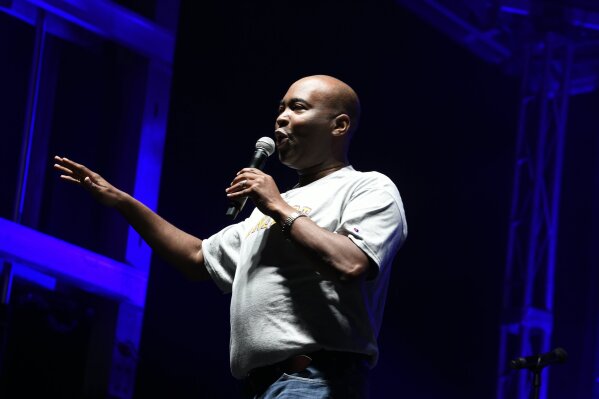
left=276, top=109, right=290, bottom=129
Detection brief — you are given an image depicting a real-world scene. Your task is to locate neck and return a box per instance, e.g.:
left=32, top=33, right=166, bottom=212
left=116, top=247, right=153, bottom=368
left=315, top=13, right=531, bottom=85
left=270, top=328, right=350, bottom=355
left=297, top=161, right=348, bottom=187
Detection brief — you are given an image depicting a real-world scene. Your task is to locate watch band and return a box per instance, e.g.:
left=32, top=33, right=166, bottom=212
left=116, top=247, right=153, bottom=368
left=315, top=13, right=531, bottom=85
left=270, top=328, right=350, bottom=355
left=280, top=211, right=307, bottom=237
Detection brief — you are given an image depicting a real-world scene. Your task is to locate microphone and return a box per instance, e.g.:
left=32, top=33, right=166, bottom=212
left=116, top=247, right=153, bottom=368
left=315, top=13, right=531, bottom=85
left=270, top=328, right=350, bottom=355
left=510, top=347, right=568, bottom=370
left=225, top=137, right=276, bottom=219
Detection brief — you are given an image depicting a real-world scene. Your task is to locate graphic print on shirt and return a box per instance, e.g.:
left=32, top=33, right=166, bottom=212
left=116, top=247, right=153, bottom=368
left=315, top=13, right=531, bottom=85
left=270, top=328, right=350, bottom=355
left=246, top=205, right=312, bottom=237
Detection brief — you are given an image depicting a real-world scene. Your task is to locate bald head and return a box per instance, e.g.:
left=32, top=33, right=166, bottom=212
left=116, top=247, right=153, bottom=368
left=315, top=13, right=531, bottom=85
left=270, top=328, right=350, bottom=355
left=289, top=75, right=361, bottom=137
left=275, top=75, right=362, bottom=171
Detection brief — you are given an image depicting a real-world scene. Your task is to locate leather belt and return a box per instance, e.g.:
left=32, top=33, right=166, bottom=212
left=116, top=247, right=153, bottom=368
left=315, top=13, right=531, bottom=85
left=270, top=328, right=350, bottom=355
left=244, top=350, right=369, bottom=397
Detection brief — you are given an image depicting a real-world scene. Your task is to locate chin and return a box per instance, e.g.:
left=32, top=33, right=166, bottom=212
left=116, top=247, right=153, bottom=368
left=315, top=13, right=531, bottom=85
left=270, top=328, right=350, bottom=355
left=278, top=155, right=300, bottom=170
left=278, top=151, right=291, bottom=165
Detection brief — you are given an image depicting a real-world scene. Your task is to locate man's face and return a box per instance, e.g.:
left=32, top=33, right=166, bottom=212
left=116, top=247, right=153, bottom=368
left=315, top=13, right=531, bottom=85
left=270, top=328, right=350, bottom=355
left=274, top=78, right=338, bottom=170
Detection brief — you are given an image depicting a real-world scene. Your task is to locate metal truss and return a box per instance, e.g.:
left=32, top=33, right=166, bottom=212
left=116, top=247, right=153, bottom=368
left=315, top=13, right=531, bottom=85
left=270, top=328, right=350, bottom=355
left=396, top=0, right=599, bottom=92
left=395, top=1, right=599, bottom=397
left=0, top=1, right=179, bottom=397
left=497, top=34, right=574, bottom=399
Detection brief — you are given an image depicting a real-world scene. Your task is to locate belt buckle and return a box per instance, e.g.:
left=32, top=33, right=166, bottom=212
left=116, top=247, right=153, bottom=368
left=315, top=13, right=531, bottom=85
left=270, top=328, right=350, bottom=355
left=282, top=354, right=312, bottom=374
left=245, top=354, right=314, bottom=396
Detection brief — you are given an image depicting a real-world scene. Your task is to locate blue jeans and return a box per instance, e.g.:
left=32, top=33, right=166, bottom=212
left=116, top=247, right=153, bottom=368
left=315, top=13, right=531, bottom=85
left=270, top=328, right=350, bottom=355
left=255, top=362, right=370, bottom=399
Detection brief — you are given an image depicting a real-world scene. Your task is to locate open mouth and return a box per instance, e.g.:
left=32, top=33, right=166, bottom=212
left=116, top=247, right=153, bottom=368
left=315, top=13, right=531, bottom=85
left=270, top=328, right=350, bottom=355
left=275, top=130, right=290, bottom=149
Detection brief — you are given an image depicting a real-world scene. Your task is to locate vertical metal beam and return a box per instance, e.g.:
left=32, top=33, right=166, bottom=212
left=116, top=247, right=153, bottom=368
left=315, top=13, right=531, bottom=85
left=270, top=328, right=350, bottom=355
left=12, top=8, right=46, bottom=225
left=1, top=9, right=46, bottom=306
left=107, top=1, right=179, bottom=397
left=591, top=124, right=599, bottom=399
left=107, top=303, right=144, bottom=399
left=1, top=1, right=179, bottom=397
left=124, top=60, right=173, bottom=274
left=497, top=33, right=573, bottom=399
left=0, top=7, right=46, bottom=389
left=106, top=58, right=175, bottom=399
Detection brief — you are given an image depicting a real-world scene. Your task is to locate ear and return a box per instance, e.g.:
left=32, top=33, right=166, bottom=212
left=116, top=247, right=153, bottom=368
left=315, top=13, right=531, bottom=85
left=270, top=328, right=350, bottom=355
left=331, top=114, right=351, bottom=137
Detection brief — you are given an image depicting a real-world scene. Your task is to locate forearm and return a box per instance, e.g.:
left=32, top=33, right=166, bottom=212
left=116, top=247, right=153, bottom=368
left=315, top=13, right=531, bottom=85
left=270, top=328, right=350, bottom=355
left=226, top=168, right=370, bottom=279
left=274, top=207, right=370, bottom=280
left=116, top=192, right=208, bottom=280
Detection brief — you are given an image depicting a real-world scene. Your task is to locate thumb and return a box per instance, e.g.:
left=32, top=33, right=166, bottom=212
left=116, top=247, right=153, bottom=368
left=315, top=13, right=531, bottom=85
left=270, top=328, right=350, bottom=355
left=83, top=176, right=96, bottom=189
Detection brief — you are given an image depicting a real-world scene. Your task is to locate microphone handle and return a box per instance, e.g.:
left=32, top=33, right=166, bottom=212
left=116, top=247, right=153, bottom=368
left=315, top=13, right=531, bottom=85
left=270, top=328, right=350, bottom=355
left=225, top=149, right=269, bottom=219
left=225, top=199, right=247, bottom=219
left=246, top=149, right=269, bottom=170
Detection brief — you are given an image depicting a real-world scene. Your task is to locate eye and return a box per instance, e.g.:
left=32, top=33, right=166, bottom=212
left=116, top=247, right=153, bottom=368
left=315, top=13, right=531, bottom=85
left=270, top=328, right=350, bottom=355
left=290, top=102, right=306, bottom=111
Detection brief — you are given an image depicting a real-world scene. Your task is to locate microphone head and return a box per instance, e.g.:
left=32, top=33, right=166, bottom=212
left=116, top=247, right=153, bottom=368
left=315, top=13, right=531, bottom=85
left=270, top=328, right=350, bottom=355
left=256, top=137, right=275, bottom=157
left=510, top=347, right=568, bottom=370
left=510, top=357, right=527, bottom=370
left=553, top=347, right=568, bottom=363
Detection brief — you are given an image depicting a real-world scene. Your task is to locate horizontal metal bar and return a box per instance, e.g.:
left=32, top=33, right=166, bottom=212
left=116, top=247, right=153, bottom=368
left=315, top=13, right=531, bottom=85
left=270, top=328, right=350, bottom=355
left=0, top=217, right=147, bottom=307
left=500, top=0, right=599, bottom=32
left=396, top=0, right=511, bottom=63
left=0, top=262, right=57, bottom=291
left=1, top=0, right=174, bottom=64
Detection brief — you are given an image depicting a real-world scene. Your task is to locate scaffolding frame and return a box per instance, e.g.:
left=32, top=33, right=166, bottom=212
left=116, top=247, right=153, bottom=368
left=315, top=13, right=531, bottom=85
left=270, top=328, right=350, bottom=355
left=497, top=33, right=574, bottom=399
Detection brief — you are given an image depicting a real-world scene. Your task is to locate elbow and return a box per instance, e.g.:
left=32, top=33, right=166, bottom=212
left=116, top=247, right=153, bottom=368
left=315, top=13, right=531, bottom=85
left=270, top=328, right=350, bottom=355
left=180, top=248, right=209, bottom=281
left=189, top=249, right=209, bottom=281
left=340, top=260, right=370, bottom=281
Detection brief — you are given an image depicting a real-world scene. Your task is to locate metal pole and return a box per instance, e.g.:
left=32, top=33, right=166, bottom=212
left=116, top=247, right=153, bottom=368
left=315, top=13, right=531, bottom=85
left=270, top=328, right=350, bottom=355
left=1, top=9, right=47, bottom=305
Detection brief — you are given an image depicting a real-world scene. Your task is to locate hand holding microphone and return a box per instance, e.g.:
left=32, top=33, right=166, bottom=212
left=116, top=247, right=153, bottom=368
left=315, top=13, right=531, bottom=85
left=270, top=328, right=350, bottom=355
left=225, top=137, right=276, bottom=219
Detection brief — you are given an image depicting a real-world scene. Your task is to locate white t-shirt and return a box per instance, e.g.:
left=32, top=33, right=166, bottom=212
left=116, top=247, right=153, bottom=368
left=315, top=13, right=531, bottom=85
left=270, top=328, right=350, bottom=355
left=202, top=166, right=407, bottom=378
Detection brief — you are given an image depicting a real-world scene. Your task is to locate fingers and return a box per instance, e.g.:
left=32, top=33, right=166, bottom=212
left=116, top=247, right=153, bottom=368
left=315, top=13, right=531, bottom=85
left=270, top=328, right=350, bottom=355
left=54, top=156, right=72, bottom=172
left=54, top=155, right=96, bottom=183
left=226, top=178, right=251, bottom=197
left=54, top=163, right=72, bottom=175
left=57, top=156, right=92, bottom=175
left=230, top=168, right=264, bottom=185
left=55, top=157, right=79, bottom=183
left=230, top=175, right=250, bottom=187
left=230, top=172, right=248, bottom=187
left=236, top=168, right=263, bottom=176
left=54, top=155, right=74, bottom=168
left=54, top=157, right=74, bottom=175
left=59, top=175, right=96, bottom=194
left=227, top=169, right=274, bottom=198
left=59, top=175, right=81, bottom=184
left=230, top=179, right=249, bottom=190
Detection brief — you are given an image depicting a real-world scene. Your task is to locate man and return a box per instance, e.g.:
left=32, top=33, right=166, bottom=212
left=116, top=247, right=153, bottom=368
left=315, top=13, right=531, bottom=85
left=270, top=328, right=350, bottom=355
left=54, top=75, right=407, bottom=398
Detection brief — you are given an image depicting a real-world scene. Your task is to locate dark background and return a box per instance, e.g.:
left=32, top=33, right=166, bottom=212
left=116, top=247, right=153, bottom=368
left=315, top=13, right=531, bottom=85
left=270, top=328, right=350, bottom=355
left=138, top=1, right=518, bottom=397
left=2, top=0, right=599, bottom=397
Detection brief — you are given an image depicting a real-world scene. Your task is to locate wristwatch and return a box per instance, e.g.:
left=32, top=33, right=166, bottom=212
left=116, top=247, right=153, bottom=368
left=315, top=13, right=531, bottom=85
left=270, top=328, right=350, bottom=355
left=280, top=211, right=307, bottom=237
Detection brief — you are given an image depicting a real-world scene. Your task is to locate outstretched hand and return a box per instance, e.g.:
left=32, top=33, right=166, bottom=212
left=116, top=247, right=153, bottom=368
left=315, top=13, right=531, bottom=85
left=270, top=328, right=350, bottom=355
left=53, top=156, right=123, bottom=208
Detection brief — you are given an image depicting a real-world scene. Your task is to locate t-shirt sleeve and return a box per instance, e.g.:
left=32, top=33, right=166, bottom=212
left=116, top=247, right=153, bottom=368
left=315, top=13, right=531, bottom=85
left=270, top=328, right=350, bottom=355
left=202, top=222, right=245, bottom=293
left=336, top=176, right=407, bottom=276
